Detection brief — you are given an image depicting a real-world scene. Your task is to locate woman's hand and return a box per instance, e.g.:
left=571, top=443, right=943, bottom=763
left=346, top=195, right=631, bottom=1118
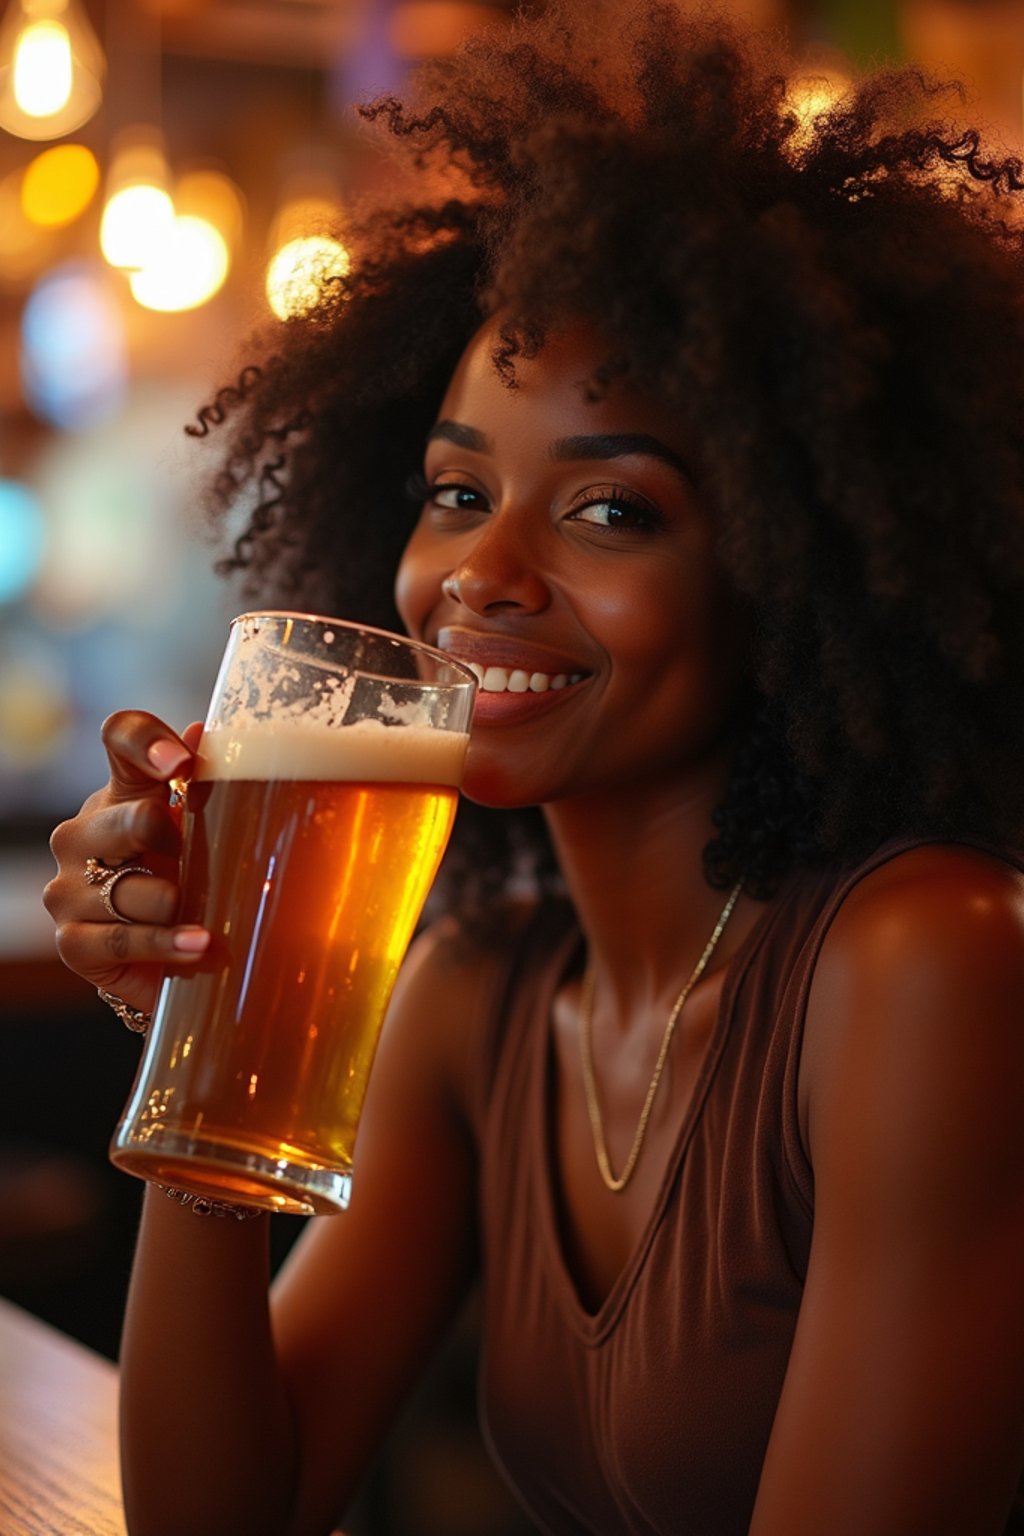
left=44, top=710, right=209, bottom=1016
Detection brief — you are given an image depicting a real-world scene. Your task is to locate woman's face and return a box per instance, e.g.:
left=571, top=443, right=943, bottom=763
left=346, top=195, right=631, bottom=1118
left=395, top=317, right=748, bottom=808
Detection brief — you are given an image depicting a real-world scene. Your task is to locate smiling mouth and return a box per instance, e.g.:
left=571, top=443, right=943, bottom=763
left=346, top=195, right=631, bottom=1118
left=465, top=663, right=587, bottom=695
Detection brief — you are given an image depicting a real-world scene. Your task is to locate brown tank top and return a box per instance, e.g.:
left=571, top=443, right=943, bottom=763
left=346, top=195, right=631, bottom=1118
left=467, top=837, right=1024, bottom=1535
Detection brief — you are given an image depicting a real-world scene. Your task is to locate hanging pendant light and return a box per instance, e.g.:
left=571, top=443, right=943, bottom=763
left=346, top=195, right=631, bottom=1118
left=99, top=126, right=175, bottom=271
left=265, top=166, right=349, bottom=321
left=0, top=0, right=105, bottom=140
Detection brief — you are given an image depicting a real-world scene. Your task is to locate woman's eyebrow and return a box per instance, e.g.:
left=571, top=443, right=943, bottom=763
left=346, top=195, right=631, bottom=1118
left=427, top=422, right=695, bottom=483
left=552, top=433, right=694, bottom=481
left=427, top=420, right=490, bottom=451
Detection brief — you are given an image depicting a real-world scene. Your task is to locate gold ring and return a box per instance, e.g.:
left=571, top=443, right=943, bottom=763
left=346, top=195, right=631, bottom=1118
left=94, top=863, right=155, bottom=923
left=84, top=856, right=112, bottom=885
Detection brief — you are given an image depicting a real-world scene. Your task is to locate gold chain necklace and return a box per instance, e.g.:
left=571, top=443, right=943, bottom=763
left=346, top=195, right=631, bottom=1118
left=578, top=879, right=744, bottom=1193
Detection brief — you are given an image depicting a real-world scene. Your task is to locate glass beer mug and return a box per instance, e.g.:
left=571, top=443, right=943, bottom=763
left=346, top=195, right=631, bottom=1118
left=110, top=613, right=476, bottom=1214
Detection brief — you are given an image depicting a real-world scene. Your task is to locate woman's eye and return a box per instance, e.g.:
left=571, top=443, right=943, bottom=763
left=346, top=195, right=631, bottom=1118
left=431, top=484, right=487, bottom=511
left=405, top=472, right=487, bottom=516
left=569, top=491, right=662, bottom=534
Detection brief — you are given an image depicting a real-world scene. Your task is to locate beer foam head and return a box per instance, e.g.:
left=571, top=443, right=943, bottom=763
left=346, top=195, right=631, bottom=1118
left=194, top=718, right=468, bottom=785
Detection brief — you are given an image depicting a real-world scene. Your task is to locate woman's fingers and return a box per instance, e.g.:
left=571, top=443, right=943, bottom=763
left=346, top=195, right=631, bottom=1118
left=59, top=794, right=181, bottom=867
left=44, top=861, right=183, bottom=928
left=54, top=917, right=209, bottom=973
left=49, top=712, right=195, bottom=883
left=100, top=709, right=195, bottom=802
left=93, top=867, right=181, bottom=926
left=43, top=711, right=210, bottom=1005
left=47, top=797, right=183, bottom=923
left=52, top=919, right=209, bottom=1011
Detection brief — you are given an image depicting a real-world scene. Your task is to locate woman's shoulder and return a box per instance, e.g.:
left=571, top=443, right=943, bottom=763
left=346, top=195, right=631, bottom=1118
left=800, top=840, right=1024, bottom=1179
left=389, top=897, right=564, bottom=1117
left=820, top=840, right=1024, bottom=966
left=807, top=840, right=1024, bottom=1049
left=405, top=897, right=553, bottom=994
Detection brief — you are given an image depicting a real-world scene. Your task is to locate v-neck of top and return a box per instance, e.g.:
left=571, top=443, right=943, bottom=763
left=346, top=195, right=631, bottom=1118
left=531, top=886, right=794, bottom=1345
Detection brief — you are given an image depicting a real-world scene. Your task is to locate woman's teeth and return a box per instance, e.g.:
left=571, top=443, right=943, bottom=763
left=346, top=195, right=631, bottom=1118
left=466, top=664, right=584, bottom=694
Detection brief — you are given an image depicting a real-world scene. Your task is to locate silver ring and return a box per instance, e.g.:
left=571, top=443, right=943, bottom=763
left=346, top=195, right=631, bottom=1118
left=95, top=863, right=155, bottom=923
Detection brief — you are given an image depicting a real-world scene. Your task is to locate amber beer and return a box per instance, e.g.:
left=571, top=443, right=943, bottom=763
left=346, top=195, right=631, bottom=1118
left=111, top=715, right=467, bottom=1214
left=111, top=612, right=475, bottom=1212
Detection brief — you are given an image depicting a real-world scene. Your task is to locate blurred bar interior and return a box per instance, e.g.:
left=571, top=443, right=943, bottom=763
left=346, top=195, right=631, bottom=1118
left=0, top=1, right=1020, bottom=1531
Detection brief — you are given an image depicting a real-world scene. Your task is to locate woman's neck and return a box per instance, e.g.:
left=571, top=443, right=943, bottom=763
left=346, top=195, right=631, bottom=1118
left=543, top=756, right=749, bottom=1020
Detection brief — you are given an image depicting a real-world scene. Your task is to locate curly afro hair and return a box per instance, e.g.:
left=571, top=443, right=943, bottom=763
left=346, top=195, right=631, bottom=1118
left=191, top=0, right=1024, bottom=918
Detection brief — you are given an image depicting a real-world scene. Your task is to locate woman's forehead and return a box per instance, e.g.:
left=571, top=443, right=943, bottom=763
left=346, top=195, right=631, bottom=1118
left=437, top=316, right=694, bottom=451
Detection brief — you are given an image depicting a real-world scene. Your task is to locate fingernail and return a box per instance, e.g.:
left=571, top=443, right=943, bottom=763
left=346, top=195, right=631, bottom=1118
left=147, top=740, right=190, bottom=777
left=172, top=927, right=209, bottom=954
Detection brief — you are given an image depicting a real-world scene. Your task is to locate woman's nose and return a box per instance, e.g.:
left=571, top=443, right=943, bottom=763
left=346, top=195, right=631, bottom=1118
left=441, top=516, right=550, bottom=616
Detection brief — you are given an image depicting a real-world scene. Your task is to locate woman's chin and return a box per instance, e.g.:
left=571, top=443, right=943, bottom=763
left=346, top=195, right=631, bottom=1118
left=458, top=755, right=546, bottom=812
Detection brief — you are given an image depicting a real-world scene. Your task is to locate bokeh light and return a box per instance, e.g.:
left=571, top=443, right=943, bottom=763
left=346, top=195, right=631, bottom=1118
left=784, top=73, right=850, bottom=151
left=21, top=142, right=99, bottom=227
left=270, top=193, right=340, bottom=248
left=29, top=380, right=208, bottom=630
left=265, top=235, right=350, bottom=320
left=128, top=214, right=230, bottom=312
left=175, top=167, right=245, bottom=251
left=13, top=19, right=72, bottom=117
left=0, top=0, right=104, bottom=139
left=0, top=480, right=46, bottom=603
left=20, top=260, right=127, bottom=431
left=100, top=182, right=175, bottom=269
left=0, top=637, right=71, bottom=770
left=389, top=1, right=504, bottom=57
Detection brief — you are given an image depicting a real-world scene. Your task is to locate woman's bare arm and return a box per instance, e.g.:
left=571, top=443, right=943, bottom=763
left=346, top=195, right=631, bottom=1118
left=119, top=919, right=489, bottom=1536
left=749, top=845, right=1024, bottom=1535
left=46, top=709, right=493, bottom=1536
left=269, top=920, right=487, bottom=1535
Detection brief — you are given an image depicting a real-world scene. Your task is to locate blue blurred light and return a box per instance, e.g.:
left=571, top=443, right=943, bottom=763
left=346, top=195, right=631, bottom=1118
left=20, top=260, right=126, bottom=430
left=0, top=480, right=46, bottom=603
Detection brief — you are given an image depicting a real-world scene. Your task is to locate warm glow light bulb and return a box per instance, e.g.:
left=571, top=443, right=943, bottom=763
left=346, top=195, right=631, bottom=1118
left=784, top=74, right=849, bottom=152
left=21, top=142, right=98, bottom=226
left=128, top=214, right=229, bottom=312
left=13, top=18, right=72, bottom=116
left=100, top=182, right=175, bottom=269
left=0, top=0, right=104, bottom=140
left=175, top=169, right=244, bottom=249
left=265, top=235, right=350, bottom=320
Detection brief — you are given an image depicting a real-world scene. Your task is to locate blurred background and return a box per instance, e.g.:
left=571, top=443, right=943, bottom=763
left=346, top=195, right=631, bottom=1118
left=0, top=0, right=1020, bottom=1531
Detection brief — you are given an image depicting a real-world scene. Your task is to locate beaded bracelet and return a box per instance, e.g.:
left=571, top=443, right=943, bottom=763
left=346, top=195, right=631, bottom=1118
left=97, top=987, right=152, bottom=1035
left=155, top=1184, right=265, bottom=1221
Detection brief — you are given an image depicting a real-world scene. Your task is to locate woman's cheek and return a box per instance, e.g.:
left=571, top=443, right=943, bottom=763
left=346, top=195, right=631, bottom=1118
left=393, top=538, right=430, bottom=640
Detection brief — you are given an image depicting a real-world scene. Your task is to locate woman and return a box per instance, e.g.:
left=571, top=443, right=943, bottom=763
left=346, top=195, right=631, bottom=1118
left=44, top=3, right=1024, bottom=1533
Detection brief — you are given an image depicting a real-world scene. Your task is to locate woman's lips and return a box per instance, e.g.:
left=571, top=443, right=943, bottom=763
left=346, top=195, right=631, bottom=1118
left=434, top=627, right=592, bottom=725
left=436, top=626, right=589, bottom=678
left=467, top=662, right=585, bottom=694
left=468, top=674, right=590, bottom=724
